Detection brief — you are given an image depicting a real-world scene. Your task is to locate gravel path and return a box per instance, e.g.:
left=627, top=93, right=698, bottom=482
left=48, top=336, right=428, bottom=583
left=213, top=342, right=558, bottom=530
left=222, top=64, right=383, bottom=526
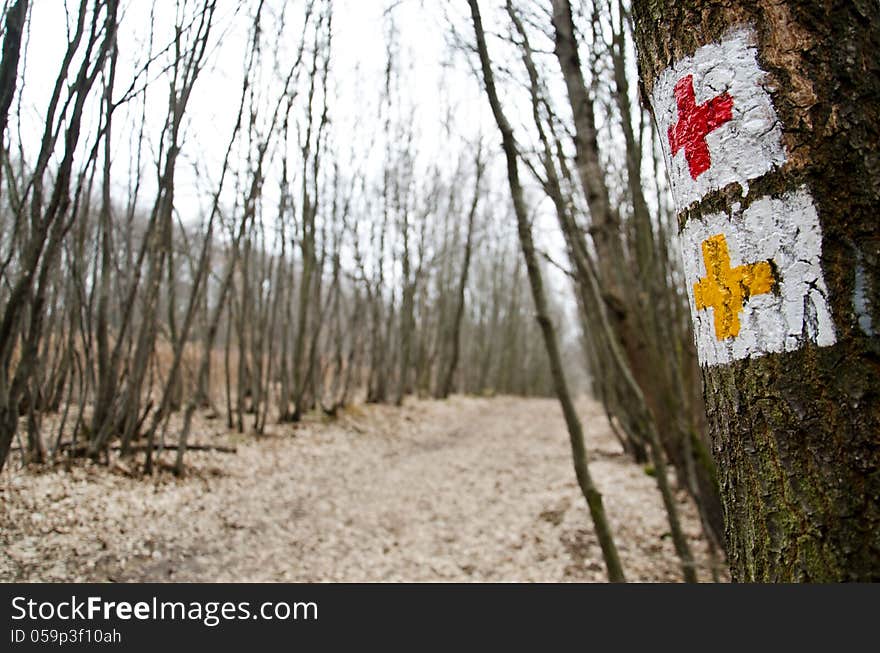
left=0, top=396, right=723, bottom=582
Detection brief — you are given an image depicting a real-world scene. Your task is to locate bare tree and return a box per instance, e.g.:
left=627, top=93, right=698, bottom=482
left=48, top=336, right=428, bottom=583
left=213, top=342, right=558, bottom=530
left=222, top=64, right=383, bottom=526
left=467, top=0, right=626, bottom=583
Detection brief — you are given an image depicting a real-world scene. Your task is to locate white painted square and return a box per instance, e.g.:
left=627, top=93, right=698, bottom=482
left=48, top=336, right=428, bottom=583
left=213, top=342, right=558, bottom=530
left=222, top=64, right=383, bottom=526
left=651, top=28, right=787, bottom=213
left=680, top=186, right=836, bottom=366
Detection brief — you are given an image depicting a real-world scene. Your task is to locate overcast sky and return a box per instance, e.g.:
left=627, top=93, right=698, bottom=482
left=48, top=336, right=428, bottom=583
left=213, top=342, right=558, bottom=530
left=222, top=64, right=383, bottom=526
left=16, top=2, right=485, bottom=214
left=13, top=0, right=665, bottom=334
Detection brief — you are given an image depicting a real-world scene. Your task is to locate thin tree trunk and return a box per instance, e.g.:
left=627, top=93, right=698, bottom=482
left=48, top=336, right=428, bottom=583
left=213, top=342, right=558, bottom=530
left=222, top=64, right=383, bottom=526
left=439, top=149, right=483, bottom=399
left=468, top=0, right=625, bottom=583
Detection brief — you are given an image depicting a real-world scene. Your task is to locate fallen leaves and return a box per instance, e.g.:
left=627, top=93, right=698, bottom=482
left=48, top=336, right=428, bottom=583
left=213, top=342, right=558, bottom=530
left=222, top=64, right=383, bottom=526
left=0, top=396, right=727, bottom=583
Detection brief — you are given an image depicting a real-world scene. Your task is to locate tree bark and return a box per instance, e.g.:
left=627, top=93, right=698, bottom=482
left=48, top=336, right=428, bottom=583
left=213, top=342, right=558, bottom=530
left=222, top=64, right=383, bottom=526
left=631, top=0, right=880, bottom=581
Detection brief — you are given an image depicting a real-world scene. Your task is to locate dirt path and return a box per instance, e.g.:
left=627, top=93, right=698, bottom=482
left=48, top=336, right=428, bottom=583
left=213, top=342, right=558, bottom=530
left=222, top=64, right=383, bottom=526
left=0, top=396, right=722, bottom=582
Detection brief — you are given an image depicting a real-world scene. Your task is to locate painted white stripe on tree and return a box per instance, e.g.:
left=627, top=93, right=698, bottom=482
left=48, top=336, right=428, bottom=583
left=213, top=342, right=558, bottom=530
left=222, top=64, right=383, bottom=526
left=681, top=186, right=836, bottom=367
left=651, top=28, right=787, bottom=212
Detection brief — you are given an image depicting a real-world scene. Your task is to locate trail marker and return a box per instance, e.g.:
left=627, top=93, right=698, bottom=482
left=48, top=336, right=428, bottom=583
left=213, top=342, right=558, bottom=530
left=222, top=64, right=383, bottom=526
left=667, top=75, right=734, bottom=180
left=680, top=187, right=836, bottom=366
left=651, top=28, right=787, bottom=212
left=693, top=233, right=775, bottom=340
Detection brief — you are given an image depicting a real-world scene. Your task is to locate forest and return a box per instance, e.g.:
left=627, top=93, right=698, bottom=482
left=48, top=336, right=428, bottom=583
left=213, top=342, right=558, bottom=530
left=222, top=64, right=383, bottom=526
left=0, top=0, right=877, bottom=584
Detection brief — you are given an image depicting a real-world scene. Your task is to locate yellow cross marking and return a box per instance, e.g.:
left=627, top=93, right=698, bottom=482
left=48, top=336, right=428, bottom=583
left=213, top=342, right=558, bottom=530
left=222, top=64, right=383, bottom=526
left=693, top=234, right=775, bottom=340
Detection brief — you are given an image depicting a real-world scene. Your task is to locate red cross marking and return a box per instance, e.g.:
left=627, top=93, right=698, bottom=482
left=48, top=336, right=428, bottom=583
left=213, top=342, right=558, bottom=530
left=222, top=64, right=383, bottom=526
left=667, top=74, right=734, bottom=180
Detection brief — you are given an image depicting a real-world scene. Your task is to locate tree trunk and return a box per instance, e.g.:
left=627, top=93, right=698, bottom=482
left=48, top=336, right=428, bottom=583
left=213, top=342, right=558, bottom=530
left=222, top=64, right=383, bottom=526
left=468, top=0, right=626, bottom=583
left=631, top=0, right=880, bottom=581
left=439, top=151, right=482, bottom=399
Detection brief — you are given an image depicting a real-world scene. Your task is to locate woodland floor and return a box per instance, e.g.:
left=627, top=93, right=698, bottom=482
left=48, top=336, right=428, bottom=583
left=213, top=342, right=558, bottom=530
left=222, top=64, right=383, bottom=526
left=0, top=396, right=725, bottom=582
